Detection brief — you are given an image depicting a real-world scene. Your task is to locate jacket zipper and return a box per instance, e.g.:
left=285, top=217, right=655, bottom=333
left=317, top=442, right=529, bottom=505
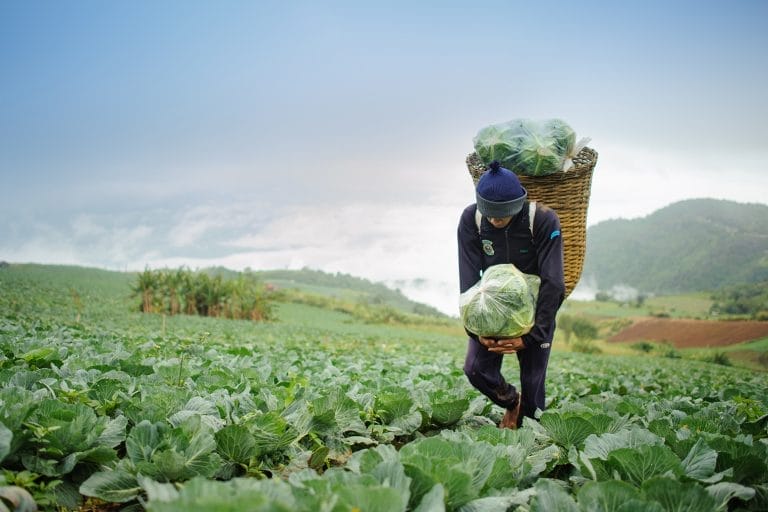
left=504, top=223, right=511, bottom=262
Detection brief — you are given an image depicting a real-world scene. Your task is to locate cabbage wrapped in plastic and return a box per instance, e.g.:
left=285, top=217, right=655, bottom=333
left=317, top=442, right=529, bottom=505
left=473, top=118, right=581, bottom=176
left=460, top=264, right=540, bottom=338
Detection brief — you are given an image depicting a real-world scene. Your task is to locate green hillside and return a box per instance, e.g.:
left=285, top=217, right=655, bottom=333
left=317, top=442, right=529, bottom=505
left=582, top=198, right=768, bottom=293
left=255, top=268, right=446, bottom=317
left=0, top=263, right=446, bottom=323
left=202, top=266, right=446, bottom=318
left=0, top=264, right=459, bottom=345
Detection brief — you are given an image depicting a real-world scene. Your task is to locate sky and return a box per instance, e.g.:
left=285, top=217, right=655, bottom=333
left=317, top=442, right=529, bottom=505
left=1, top=0, right=767, bottom=315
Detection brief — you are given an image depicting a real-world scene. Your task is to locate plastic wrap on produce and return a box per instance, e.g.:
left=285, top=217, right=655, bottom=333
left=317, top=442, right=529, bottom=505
left=460, top=264, right=540, bottom=338
left=473, top=118, right=588, bottom=176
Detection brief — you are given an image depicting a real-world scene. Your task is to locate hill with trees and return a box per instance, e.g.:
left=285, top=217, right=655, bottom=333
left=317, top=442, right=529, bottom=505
left=582, top=198, right=768, bottom=294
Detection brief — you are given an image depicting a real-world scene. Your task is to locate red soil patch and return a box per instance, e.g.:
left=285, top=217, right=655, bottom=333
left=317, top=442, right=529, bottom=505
left=609, top=318, right=768, bottom=348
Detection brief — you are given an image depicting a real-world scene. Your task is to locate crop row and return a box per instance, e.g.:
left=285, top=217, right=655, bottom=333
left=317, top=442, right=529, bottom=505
left=1, top=313, right=767, bottom=511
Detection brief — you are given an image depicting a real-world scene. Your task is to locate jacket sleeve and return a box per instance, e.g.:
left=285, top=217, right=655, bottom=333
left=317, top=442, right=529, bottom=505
left=523, top=207, right=565, bottom=348
left=457, top=206, right=484, bottom=338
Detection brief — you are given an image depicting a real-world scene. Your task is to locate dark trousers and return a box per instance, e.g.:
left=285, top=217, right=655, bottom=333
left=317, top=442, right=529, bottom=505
left=463, top=337, right=551, bottom=422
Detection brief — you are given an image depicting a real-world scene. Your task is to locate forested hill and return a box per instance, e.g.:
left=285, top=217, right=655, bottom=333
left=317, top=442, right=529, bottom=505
left=582, top=198, right=768, bottom=294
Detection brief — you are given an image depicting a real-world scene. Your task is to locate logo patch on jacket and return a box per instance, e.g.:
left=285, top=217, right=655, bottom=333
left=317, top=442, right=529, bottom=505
left=481, top=239, right=495, bottom=256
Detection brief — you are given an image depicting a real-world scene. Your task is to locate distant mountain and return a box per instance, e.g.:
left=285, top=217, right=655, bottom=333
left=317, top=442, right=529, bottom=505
left=582, top=198, right=768, bottom=294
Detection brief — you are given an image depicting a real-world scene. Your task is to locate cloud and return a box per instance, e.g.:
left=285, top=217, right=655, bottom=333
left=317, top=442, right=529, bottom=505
left=167, top=203, right=265, bottom=247
left=71, top=214, right=109, bottom=238
left=386, top=278, right=459, bottom=317
left=586, top=141, right=768, bottom=225
left=148, top=200, right=464, bottom=285
left=2, top=213, right=155, bottom=270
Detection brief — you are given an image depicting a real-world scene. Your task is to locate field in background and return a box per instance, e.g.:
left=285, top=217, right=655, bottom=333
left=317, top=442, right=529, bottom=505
left=608, top=318, right=768, bottom=348
left=3, top=264, right=766, bottom=370
left=559, top=293, right=768, bottom=371
left=562, top=292, right=714, bottom=319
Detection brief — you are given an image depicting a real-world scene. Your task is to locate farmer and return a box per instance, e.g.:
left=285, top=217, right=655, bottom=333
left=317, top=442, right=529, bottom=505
left=458, top=161, right=565, bottom=429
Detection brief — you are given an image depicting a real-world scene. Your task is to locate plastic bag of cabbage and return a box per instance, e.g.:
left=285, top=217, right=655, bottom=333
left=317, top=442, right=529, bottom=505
left=473, top=118, right=586, bottom=176
left=460, top=264, right=540, bottom=338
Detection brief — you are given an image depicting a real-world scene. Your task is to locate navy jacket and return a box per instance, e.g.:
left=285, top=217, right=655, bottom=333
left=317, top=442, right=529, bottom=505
left=457, top=202, right=565, bottom=348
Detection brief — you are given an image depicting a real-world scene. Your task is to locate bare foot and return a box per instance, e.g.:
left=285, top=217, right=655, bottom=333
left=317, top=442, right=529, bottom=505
left=499, top=397, right=521, bottom=429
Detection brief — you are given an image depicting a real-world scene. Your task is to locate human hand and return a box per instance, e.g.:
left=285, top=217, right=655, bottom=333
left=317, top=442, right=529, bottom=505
left=478, top=336, right=498, bottom=349
left=487, top=337, right=525, bottom=354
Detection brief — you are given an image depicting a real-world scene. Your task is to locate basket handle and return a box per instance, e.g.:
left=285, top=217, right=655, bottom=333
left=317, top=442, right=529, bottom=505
left=562, top=137, right=592, bottom=173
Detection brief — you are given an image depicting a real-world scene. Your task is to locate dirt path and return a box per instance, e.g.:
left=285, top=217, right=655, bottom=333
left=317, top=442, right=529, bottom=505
left=608, top=318, right=768, bottom=348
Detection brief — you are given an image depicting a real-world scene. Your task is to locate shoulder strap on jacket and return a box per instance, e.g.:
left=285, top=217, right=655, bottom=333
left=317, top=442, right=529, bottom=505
left=475, top=201, right=537, bottom=236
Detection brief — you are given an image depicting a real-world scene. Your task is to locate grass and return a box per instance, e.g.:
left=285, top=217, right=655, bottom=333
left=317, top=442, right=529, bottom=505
left=643, top=292, right=714, bottom=317
left=266, top=279, right=369, bottom=302
left=551, top=336, right=641, bottom=357
left=563, top=292, right=714, bottom=319
left=598, top=336, right=768, bottom=372
left=720, top=336, right=768, bottom=352
left=275, top=302, right=464, bottom=344
left=677, top=336, right=768, bottom=371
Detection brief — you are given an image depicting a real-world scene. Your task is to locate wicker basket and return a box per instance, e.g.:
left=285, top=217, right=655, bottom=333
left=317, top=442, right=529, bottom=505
left=466, top=147, right=598, bottom=299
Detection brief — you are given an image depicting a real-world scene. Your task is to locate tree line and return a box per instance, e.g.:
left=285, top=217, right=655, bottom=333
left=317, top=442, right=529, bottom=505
left=132, top=268, right=275, bottom=321
left=710, top=281, right=768, bottom=320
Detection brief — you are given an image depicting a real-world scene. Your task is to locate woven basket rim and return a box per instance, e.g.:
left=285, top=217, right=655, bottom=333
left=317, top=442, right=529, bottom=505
left=466, top=146, right=597, bottom=182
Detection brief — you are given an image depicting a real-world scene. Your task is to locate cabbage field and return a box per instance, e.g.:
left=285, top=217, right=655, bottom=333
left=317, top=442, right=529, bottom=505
left=1, top=264, right=767, bottom=511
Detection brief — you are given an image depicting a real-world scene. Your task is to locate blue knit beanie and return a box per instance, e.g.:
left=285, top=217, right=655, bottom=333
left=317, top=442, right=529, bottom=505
left=476, top=161, right=528, bottom=218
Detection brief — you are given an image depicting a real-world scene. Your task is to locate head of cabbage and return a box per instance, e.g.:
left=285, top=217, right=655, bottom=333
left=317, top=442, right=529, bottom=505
left=473, top=118, right=576, bottom=177
left=460, top=264, right=540, bottom=338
